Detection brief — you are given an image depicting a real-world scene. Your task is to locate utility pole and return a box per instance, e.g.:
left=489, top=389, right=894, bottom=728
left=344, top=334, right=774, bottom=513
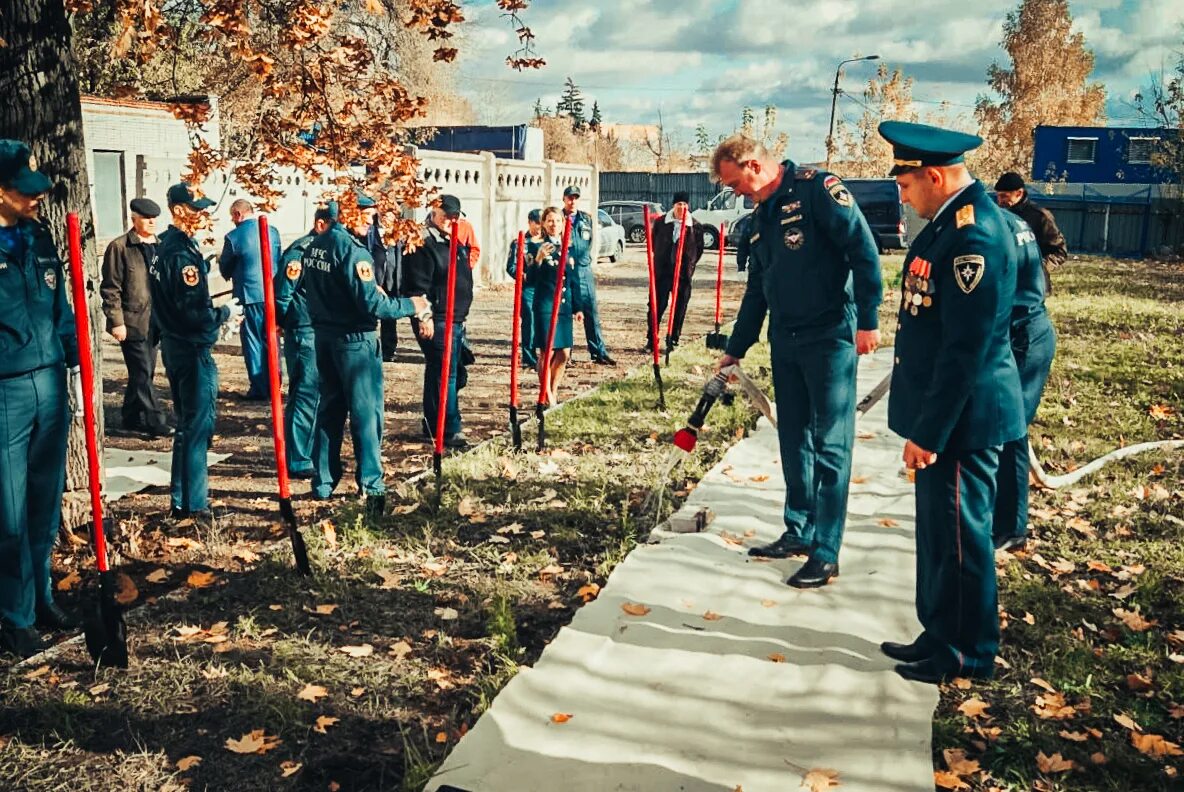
left=826, top=54, right=880, bottom=169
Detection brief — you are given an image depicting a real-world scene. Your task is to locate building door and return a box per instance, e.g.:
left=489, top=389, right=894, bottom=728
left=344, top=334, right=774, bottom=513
left=92, top=150, right=126, bottom=240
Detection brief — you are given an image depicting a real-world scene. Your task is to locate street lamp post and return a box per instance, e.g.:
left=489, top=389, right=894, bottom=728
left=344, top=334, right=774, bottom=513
left=826, top=54, right=880, bottom=169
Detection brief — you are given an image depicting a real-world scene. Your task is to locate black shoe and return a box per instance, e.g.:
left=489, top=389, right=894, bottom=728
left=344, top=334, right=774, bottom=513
left=290, top=468, right=315, bottom=480
left=786, top=557, right=839, bottom=588
left=444, top=432, right=469, bottom=450
left=36, top=602, right=79, bottom=631
left=642, top=341, right=653, bottom=353
left=143, top=423, right=174, bottom=438
left=748, top=534, right=812, bottom=559
left=593, top=355, right=617, bottom=366
left=239, top=391, right=268, bottom=402
left=895, top=657, right=993, bottom=685
left=0, top=625, right=46, bottom=659
left=880, top=637, right=932, bottom=664
left=382, top=353, right=397, bottom=363
left=171, top=508, right=215, bottom=530
left=365, top=494, right=386, bottom=520
left=994, top=535, right=1028, bottom=552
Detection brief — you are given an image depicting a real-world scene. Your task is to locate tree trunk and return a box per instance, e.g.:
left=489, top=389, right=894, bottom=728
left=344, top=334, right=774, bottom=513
left=0, top=0, right=104, bottom=531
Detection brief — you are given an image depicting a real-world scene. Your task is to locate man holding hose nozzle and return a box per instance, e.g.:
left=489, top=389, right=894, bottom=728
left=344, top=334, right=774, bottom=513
left=710, top=134, right=882, bottom=589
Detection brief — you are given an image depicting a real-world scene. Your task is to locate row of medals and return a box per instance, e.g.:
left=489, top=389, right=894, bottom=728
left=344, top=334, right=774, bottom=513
left=901, top=272, right=934, bottom=316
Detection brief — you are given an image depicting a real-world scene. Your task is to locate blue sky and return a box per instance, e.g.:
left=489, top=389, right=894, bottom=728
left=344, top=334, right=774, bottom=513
left=454, top=0, right=1183, bottom=163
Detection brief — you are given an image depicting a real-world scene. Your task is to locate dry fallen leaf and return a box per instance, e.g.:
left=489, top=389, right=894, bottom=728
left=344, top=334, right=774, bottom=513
left=942, top=748, right=980, bottom=776
left=702, top=611, right=723, bottom=621
left=878, top=518, right=900, bottom=528
left=933, top=770, right=970, bottom=790
left=56, top=569, right=82, bottom=592
left=577, top=584, right=600, bottom=603
left=1149, top=403, right=1175, bottom=420
left=1035, top=751, right=1075, bottom=773
left=1059, top=730, right=1090, bottom=742
left=749, top=474, right=770, bottom=483
left=1032, top=692, right=1077, bottom=720
left=435, top=731, right=448, bottom=743
left=313, top=715, right=340, bottom=734
left=957, top=697, right=991, bottom=719
left=311, top=604, right=338, bottom=616
left=338, top=644, right=374, bottom=658
left=550, top=712, right=573, bottom=723
left=800, top=767, right=840, bottom=790
left=434, top=607, right=459, bottom=621
left=176, top=755, right=202, bottom=771
left=186, top=570, right=217, bottom=589
left=350, top=687, right=365, bottom=698
left=389, top=640, right=413, bottom=660
left=279, top=760, right=302, bottom=778
left=1113, top=608, right=1157, bottom=632
left=114, top=572, right=139, bottom=604
left=1114, top=712, right=1142, bottom=732
left=146, top=568, right=169, bottom=584
left=768, top=653, right=787, bottom=663
left=1131, top=732, right=1183, bottom=758
left=621, top=603, right=651, bottom=617
left=297, top=684, right=329, bottom=703
left=225, top=729, right=282, bottom=755
left=320, top=519, right=338, bottom=550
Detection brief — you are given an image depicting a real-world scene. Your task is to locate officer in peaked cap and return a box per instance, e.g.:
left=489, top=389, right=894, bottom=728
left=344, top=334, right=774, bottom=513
left=562, top=184, right=615, bottom=365
left=150, top=182, right=227, bottom=529
left=876, top=120, right=1025, bottom=684
left=0, top=140, right=82, bottom=657
left=302, top=194, right=428, bottom=520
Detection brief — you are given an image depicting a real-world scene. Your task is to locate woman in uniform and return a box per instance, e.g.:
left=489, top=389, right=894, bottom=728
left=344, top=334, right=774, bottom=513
left=527, top=206, right=583, bottom=405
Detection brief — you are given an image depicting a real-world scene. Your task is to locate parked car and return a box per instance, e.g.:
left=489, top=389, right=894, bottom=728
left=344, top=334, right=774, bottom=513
left=596, top=208, right=626, bottom=262
left=845, top=178, right=907, bottom=251
left=693, top=188, right=754, bottom=249
left=600, top=200, right=664, bottom=244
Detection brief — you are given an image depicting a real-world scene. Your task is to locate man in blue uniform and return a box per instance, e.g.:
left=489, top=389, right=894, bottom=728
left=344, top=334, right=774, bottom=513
left=302, top=199, right=427, bottom=518
left=876, top=121, right=1026, bottom=684
left=562, top=185, right=616, bottom=366
left=274, top=207, right=333, bottom=479
left=0, top=140, right=81, bottom=657
left=219, top=199, right=282, bottom=400
left=710, top=134, right=883, bottom=589
left=993, top=210, right=1056, bottom=551
left=506, top=208, right=542, bottom=369
left=151, top=183, right=229, bottom=526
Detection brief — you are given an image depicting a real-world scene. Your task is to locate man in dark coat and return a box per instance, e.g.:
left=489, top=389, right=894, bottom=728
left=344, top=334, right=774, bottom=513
left=994, top=172, right=1068, bottom=293
left=646, top=191, right=705, bottom=352
left=101, top=197, right=171, bottom=436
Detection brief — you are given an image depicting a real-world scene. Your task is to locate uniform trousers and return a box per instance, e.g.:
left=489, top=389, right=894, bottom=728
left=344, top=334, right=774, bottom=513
left=312, top=332, right=385, bottom=497
left=572, top=264, right=609, bottom=359
left=161, top=338, right=218, bottom=512
left=283, top=326, right=319, bottom=476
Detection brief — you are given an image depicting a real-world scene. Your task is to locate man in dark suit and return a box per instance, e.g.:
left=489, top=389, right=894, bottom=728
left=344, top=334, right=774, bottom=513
left=646, top=191, right=705, bottom=352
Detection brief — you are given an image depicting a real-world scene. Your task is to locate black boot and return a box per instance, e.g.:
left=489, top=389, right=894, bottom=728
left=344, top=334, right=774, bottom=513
left=880, top=637, right=932, bottom=663
left=0, top=624, right=45, bottom=659
left=748, top=533, right=811, bottom=559
left=365, top=494, right=386, bottom=520
left=36, top=602, right=79, bottom=631
left=786, top=556, right=839, bottom=588
left=994, top=535, right=1028, bottom=552
left=895, top=657, right=993, bottom=685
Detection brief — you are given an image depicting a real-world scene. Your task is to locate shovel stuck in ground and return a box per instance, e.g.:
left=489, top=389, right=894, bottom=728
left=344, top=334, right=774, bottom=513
left=705, top=222, right=729, bottom=351
left=642, top=205, right=665, bottom=409
left=67, top=212, right=129, bottom=668
left=536, top=213, right=573, bottom=451
left=434, top=219, right=462, bottom=508
left=508, top=231, right=526, bottom=451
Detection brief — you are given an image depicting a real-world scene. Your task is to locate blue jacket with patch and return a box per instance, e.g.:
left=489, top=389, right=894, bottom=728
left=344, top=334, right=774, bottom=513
left=0, top=219, right=79, bottom=377
left=725, top=160, right=882, bottom=359
left=302, top=224, right=418, bottom=335
left=888, top=181, right=1025, bottom=452
left=274, top=232, right=316, bottom=331
left=148, top=225, right=229, bottom=347
left=1004, top=212, right=1047, bottom=321
left=563, top=209, right=596, bottom=268
left=219, top=217, right=281, bottom=305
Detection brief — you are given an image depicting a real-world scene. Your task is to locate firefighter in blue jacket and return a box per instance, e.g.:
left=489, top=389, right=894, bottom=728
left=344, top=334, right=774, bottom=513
left=302, top=199, right=427, bottom=518
left=876, top=121, right=1026, bottom=684
left=562, top=185, right=616, bottom=365
left=150, top=183, right=229, bottom=525
left=274, top=207, right=333, bottom=479
left=0, top=140, right=82, bottom=657
left=711, top=134, right=883, bottom=589
left=993, top=210, right=1056, bottom=551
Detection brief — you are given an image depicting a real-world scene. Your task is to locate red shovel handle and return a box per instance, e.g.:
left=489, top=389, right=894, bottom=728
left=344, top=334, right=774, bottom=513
left=538, top=214, right=572, bottom=406
left=715, top=222, right=726, bottom=325
left=643, top=206, right=659, bottom=366
left=66, top=213, right=109, bottom=572
left=667, top=209, right=688, bottom=339
left=257, top=216, right=290, bottom=499
left=435, top=221, right=460, bottom=455
left=510, top=230, right=525, bottom=407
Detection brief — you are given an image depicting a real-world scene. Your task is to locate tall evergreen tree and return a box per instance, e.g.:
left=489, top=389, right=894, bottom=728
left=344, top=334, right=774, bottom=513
left=589, top=100, right=603, bottom=132
left=557, top=76, right=586, bottom=131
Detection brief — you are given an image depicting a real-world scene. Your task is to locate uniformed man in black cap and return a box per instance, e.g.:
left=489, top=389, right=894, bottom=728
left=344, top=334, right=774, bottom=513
left=562, top=185, right=615, bottom=365
left=0, top=139, right=81, bottom=657
left=710, top=134, right=882, bottom=589
left=876, top=120, right=1026, bottom=684
left=303, top=198, right=428, bottom=518
left=150, top=183, right=228, bottom=527
left=646, top=191, right=705, bottom=352
left=506, top=208, right=542, bottom=369
left=274, top=207, right=334, bottom=479
left=101, top=196, right=172, bottom=437
left=992, top=205, right=1057, bottom=552
left=994, top=172, right=1067, bottom=294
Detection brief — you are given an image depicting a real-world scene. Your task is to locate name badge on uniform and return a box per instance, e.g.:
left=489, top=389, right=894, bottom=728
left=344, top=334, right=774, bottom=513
left=783, top=228, right=805, bottom=250
left=181, top=265, right=200, bottom=287
left=356, top=261, right=374, bottom=282
left=286, top=260, right=302, bottom=280
left=953, top=255, right=985, bottom=294
left=44, top=269, right=57, bottom=289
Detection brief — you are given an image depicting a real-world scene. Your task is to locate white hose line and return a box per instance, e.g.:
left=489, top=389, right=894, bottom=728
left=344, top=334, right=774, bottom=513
left=1028, top=439, right=1184, bottom=490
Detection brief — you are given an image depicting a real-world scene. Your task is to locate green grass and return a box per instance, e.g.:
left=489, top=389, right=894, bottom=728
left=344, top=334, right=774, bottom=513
left=931, top=256, right=1184, bottom=791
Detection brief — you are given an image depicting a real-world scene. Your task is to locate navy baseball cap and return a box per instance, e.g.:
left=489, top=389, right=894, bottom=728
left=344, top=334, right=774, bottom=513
left=878, top=121, right=983, bottom=176
left=563, top=185, right=581, bottom=198
left=166, top=183, right=216, bottom=210
left=0, top=140, right=52, bottom=196
left=439, top=194, right=461, bottom=217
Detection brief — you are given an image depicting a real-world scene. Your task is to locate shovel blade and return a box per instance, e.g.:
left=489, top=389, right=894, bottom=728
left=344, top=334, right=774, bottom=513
left=84, top=572, right=128, bottom=668
left=279, top=498, right=312, bottom=576
left=706, top=331, right=729, bottom=351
